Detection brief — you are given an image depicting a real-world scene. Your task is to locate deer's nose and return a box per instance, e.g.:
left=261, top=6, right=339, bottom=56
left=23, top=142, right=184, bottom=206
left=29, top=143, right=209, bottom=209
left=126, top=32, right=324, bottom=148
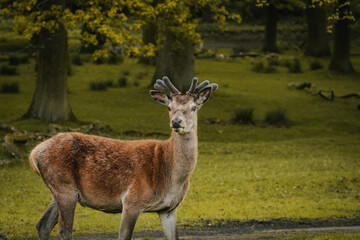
left=172, top=119, right=182, bottom=128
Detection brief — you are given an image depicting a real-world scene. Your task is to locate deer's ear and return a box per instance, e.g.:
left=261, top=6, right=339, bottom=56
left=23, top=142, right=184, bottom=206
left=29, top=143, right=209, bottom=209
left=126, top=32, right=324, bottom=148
left=196, top=86, right=212, bottom=105
left=150, top=91, right=171, bottom=105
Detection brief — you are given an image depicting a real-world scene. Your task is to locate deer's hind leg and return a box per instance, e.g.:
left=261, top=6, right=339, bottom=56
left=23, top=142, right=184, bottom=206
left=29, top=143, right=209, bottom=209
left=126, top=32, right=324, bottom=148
left=159, top=209, right=179, bottom=240
left=36, top=197, right=59, bottom=240
left=52, top=189, right=78, bottom=240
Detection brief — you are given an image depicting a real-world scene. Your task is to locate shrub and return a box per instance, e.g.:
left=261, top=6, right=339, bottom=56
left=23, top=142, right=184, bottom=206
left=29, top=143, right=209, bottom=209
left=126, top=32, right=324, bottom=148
left=94, top=58, right=105, bottom=65
left=0, top=82, right=19, bottom=93
left=9, top=55, right=29, bottom=65
left=233, top=108, right=254, bottom=124
left=72, top=55, right=83, bottom=66
left=122, top=70, right=130, bottom=76
left=267, top=57, right=280, bottom=66
left=8, top=56, right=20, bottom=65
left=252, top=62, right=277, bottom=73
left=67, top=63, right=73, bottom=76
left=118, top=77, right=127, bottom=88
left=90, top=81, right=108, bottom=91
left=136, top=72, right=147, bottom=80
left=265, top=109, right=288, bottom=127
left=108, top=54, right=123, bottom=64
left=288, top=58, right=302, bottom=73
left=252, top=62, right=264, bottom=73
left=263, top=65, right=277, bottom=73
left=0, top=66, right=17, bottom=75
left=105, top=80, right=114, bottom=88
left=309, top=60, right=323, bottom=71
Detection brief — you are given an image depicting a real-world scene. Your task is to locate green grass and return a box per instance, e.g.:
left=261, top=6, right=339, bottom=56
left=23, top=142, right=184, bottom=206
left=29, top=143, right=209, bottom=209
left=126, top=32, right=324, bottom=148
left=0, top=50, right=360, bottom=239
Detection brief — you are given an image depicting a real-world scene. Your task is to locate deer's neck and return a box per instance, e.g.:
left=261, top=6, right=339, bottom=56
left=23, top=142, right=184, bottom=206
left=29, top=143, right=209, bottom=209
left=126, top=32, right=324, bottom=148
left=169, top=128, right=198, bottom=184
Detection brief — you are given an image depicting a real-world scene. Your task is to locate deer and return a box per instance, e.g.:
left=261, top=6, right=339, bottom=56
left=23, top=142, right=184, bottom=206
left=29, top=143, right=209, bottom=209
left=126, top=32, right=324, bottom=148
left=29, top=76, right=218, bottom=240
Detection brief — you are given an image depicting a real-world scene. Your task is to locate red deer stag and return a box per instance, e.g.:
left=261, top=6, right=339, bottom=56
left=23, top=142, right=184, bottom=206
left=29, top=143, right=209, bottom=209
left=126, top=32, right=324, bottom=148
left=29, top=76, right=218, bottom=240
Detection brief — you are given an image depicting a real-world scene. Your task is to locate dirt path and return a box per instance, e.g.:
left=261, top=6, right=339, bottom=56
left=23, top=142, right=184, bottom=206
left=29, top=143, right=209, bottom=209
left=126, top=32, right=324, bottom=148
left=54, top=225, right=360, bottom=240
left=43, top=219, right=360, bottom=240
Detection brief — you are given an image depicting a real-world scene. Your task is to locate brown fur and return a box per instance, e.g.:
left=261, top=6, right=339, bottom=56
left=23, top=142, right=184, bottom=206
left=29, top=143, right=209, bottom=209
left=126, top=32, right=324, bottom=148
left=30, top=132, right=178, bottom=212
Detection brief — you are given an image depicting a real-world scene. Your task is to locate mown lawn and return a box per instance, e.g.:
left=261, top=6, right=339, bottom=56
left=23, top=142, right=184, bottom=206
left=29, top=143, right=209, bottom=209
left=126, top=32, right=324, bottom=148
left=0, top=49, right=360, bottom=239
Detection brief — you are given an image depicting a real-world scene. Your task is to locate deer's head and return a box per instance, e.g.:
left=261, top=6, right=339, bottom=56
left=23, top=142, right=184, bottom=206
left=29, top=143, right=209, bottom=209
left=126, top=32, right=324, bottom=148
left=150, top=76, right=218, bottom=135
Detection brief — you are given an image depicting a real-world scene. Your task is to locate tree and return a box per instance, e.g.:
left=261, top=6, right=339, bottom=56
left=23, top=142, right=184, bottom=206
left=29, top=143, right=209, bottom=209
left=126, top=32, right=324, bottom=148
left=138, top=21, right=157, bottom=65
left=304, top=0, right=331, bottom=57
left=256, top=0, right=305, bottom=52
left=329, top=0, right=355, bottom=73
left=263, top=3, right=278, bottom=52
left=0, top=0, right=147, bottom=122
left=129, top=1, right=241, bottom=92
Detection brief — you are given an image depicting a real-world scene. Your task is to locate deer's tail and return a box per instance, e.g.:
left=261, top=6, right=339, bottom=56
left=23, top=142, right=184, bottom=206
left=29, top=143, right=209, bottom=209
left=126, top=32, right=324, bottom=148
left=29, top=145, right=42, bottom=175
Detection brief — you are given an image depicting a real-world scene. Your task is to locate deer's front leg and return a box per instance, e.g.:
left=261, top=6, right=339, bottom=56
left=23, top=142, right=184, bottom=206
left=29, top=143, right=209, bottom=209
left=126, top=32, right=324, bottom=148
left=118, top=206, right=141, bottom=240
left=159, top=209, right=179, bottom=240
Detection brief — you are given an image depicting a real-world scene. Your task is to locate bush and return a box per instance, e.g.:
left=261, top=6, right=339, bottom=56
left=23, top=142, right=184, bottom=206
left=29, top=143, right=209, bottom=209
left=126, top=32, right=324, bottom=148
left=108, top=54, right=123, bottom=64
left=0, top=66, right=17, bottom=75
left=72, top=55, right=83, bottom=66
left=267, top=57, right=280, bottom=66
left=263, top=65, right=277, bottom=73
left=122, top=70, right=130, bottom=76
left=265, top=109, right=288, bottom=127
left=94, top=58, right=105, bottom=65
left=252, top=62, right=277, bottom=73
left=136, top=72, right=148, bottom=80
left=233, top=108, right=254, bottom=124
left=8, top=55, right=29, bottom=65
left=309, top=60, right=323, bottom=71
left=118, top=77, right=127, bottom=88
left=104, top=80, right=114, bottom=88
left=252, top=62, right=264, bottom=73
left=0, top=82, right=19, bottom=93
left=90, top=81, right=110, bottom=91
left=8, top=56, right=20, bottom=65
left=288, top=58, right=302, bottom=73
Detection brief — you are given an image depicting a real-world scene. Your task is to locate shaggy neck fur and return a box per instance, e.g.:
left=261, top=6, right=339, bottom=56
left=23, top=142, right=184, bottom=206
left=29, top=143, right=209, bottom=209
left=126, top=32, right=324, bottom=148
left=169, top=125, right=198, bottom=184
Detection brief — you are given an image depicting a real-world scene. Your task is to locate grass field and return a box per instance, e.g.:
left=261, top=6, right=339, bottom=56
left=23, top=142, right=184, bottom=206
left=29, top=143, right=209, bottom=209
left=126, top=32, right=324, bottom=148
left=0, top=44, right=360, bottom=239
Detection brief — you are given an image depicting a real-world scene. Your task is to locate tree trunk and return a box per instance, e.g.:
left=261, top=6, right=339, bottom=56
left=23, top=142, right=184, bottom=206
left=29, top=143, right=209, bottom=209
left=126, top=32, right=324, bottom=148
left=329, top=0, right=354, bottom=73
left=304, top=3, right=331, bottom=57
left=151, top=30, right=195, bottom=93
left=263, top=4, right=278, bottom=52
left=23, top=24, right=76, bottom=122
left=138, top=22, right=157, bottom=65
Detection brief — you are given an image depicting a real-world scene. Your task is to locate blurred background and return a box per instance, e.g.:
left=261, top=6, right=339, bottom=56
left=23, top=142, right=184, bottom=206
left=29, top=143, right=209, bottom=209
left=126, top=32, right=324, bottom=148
left=0, top=0, right=359, bottom=239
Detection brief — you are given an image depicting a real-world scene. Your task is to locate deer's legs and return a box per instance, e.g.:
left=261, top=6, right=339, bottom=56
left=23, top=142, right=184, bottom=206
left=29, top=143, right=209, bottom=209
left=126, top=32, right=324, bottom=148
left=118, top=206, right=141, bottom=240
left=53, top=191, right=77, bottom=240
left=159, top=209, right=179, bottom=240
left=36, top=197, right=59, bottom=240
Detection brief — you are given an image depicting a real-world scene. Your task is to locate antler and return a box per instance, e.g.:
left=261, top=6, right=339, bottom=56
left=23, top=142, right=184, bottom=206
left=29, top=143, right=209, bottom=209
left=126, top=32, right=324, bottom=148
left=186, top=77, right=218, bottom=95
left=153, top=76, right=181, bottom=96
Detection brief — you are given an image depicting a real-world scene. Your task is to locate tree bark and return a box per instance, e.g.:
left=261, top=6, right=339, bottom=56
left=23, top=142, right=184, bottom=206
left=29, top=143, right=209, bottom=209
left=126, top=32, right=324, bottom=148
left=151, top=30, right=195, bottom=93
left=304, top=3, right=331, bottom=57
left=23, top=19, right=75, bottom=122
left=329, top=0, right=354, bottom=73
left=138, top=22, right=157, bottom=65
left=263, top=4, right=278, bottom=52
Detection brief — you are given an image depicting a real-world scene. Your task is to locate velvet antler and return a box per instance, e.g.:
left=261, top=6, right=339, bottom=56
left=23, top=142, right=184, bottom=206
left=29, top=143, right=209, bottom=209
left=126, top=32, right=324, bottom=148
left=186, top=77, right=218, bottom=96
left=153, top=76, right=181, bottom=96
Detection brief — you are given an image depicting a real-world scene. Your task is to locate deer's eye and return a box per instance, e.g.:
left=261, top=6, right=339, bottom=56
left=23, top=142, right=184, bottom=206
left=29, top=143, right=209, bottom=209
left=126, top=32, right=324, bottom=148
left=168, top=106, right=171, bottom=111
left=191, top=106, right=197, bottom=111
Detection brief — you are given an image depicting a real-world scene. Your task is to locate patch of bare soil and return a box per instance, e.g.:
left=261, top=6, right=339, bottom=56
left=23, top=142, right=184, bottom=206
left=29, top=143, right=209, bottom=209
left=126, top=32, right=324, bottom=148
left=19, top=218, right=359, bottom=240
